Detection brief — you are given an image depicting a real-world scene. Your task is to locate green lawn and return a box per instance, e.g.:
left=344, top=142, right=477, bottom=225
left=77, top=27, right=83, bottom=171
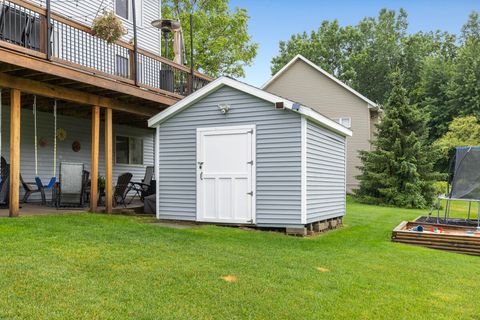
left=1, top=198, right=479, bottom=319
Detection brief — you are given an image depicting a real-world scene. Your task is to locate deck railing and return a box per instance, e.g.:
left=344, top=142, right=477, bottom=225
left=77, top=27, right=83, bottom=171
left=0, top=0, right=212, bottom=97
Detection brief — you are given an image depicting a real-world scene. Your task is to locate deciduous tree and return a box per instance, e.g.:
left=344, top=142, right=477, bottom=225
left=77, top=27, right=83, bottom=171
left=162, top=0, right=258, bottom=78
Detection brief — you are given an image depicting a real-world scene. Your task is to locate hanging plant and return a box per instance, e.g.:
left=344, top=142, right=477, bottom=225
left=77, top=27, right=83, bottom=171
left=38, top=137, right=48, bottom=148
left=56, top=128, right=67, bottom=141
left=92, top=11, right=127, bottom=44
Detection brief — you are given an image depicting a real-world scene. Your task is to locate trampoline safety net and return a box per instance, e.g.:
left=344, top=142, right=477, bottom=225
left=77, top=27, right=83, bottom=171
left=449, top=147, right=480, bottom=200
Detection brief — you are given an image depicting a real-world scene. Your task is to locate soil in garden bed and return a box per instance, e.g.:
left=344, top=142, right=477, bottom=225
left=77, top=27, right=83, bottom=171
left=415, top=216, right=480, bottom=227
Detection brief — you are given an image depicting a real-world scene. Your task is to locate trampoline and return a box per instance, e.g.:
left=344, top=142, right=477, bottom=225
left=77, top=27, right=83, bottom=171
left=428, top=146, right=480, bottom=226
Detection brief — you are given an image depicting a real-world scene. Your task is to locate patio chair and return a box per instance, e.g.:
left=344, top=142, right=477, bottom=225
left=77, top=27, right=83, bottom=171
left=127, top=166, right=154, bottom=203
left=56, top=162, right=84, bottom=208
left=81, top=170, right=90, bottom=206
left=0, top=164, right=9, bottom=208
left=21, top=174, right=46, bottom=205
left=113, top=172, right=133, bottom=207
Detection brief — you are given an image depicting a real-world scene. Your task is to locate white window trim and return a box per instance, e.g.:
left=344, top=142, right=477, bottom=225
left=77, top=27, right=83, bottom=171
left=114, top=135, right=144, bottom=166
left=114, top=0, right=129, bottom=20
left=333, top=117, right=352, bottom=129
left=114, top=0, right=143, bottom=27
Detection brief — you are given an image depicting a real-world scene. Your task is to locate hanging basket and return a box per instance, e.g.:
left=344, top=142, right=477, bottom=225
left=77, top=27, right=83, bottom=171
left=56, top=128, right=67, bottom=141
left=92, top=11, right=127, bottom=44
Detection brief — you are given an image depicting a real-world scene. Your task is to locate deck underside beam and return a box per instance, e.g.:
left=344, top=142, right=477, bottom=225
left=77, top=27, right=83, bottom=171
left=0, top=47, right=179, bottom=106
left=0, top=72, right=156, bottom=117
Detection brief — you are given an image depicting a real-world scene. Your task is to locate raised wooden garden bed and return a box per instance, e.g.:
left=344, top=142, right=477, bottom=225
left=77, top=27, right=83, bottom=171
left=392, top=218, right=480, bottom=256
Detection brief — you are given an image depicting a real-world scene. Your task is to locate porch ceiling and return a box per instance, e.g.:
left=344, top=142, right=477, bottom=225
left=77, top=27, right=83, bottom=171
left=1, top=89, right=153, bottom=128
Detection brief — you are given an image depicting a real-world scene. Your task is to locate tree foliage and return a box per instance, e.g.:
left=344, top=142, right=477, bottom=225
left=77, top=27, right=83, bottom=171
left=434, top=116, right=480, bottom=155
left=270, top=9, right=455, bottom=105
left=356, top=72, right=442, bottom=208
left=162, top=0, right=258, bottom=78
left=272, top=9, right=480, bottom=165
left=419, top=12, right=480, bottom=141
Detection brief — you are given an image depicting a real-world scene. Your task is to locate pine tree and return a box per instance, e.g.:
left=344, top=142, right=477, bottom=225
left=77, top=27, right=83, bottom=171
left=356, top=71, right=441, bottom=208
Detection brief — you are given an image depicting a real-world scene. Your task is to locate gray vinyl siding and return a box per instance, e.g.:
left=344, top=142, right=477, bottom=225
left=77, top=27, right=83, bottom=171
left=306, top=119, right=346, bottom=223
left=0, top=106, right=154, bottom=202
left=158, top=86, right=303, bottom=227
left=31, top=0, right=161, bottom=54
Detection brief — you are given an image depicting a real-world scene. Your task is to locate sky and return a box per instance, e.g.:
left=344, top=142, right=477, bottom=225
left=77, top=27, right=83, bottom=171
left=228, top=0, right=480, bottom=87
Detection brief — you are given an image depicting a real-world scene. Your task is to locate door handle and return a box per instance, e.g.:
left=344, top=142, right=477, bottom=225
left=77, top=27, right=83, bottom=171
left=200, top=172, right=203, bottom=180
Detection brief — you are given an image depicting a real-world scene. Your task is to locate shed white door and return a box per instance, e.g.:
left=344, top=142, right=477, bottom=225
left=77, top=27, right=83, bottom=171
left=197, top=125, right=255, bottom=224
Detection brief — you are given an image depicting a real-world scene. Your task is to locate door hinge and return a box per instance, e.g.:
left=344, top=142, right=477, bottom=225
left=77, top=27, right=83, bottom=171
left=246, top=191, right=254, bottom=196
left=247, top=129, right=254, bottom=134
left=247, top=160, right=254, bottom=165
left=247, top=219, right=253, bottom=224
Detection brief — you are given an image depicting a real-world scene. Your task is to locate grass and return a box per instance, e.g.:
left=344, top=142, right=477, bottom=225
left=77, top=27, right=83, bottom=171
left=0, top=198, right=479, bottom=319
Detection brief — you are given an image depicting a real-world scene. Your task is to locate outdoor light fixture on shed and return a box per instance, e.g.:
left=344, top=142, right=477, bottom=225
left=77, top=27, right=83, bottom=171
left=218, top=104, right=231, bottom=114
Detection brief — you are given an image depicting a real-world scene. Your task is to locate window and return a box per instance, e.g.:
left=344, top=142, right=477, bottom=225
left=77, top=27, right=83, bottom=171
left=115, top=136, right=144, bottom=165
left=115, top=0, right=143, bottom=26
left=333, top=117, right=352, bottom=128
left=115, top=0, right=128, bottom=20
left=115, top=55, right=129, bottom=78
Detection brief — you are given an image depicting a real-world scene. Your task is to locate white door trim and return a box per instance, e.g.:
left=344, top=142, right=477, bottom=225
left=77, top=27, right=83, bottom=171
left=196, top=124, right=256, bottom=224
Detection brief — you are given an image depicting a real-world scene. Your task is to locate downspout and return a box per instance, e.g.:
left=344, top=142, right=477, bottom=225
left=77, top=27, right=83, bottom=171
left=132, top=0, right=139, bottom=86
left=46, top=0, right=51, bottom=60
left=189, top=13, right=194, bottom=94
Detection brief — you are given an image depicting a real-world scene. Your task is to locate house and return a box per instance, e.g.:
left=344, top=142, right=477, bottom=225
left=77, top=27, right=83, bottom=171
left=0, top=0, right=211, bottom=217
left=148, top=77, right=352, bottom=234
left=30, top=0, right=162, bottom=54
left=262, top=55, right=381, bottom=193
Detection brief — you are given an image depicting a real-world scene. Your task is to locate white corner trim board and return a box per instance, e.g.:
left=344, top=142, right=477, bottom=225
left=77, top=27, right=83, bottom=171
left=155, top=125, right=160, bottom=219
left=147, top=76, right=352, bottom=137
left=261, top=54, right=378, bottom=110
left=301, top=116, right=307, bottom=225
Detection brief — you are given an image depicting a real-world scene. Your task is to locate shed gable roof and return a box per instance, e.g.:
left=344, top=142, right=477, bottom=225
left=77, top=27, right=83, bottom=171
left=262, top=54, right=378, bottom=109
left=148, top=76, right=352, bottom=137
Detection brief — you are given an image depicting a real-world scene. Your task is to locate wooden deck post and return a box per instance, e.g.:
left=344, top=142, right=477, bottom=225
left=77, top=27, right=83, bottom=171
left=9, top=89, right=21, bottom=217
left=104, top=107, right=113, bottom=213
left=90, top=106, right=100, bottom=212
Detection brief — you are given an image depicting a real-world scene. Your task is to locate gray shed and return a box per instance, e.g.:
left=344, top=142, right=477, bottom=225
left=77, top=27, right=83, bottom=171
left=148, top=77, right=352, bottom=231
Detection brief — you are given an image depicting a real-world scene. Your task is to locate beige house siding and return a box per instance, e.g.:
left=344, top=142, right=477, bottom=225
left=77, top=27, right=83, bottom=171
left=264, top=59, right=375, bottom=193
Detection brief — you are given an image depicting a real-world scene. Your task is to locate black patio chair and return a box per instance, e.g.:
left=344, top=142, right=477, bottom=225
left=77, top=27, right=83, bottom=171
left=127, top=166, right=154, bottom=203
left=81, top=170, right=90, bottom=206
left=0, top=164, right=9, bottom=208
left=113, top=172, right=133, bottom=207
left=21, top=173, right=46, bottom=205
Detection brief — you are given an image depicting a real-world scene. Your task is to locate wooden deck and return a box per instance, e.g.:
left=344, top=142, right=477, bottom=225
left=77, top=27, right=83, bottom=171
left=0, top=0, right=212, bottom=126
left=392, top=219, right=480, bottom=256
left=0, top=200, right=146, bottom=217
